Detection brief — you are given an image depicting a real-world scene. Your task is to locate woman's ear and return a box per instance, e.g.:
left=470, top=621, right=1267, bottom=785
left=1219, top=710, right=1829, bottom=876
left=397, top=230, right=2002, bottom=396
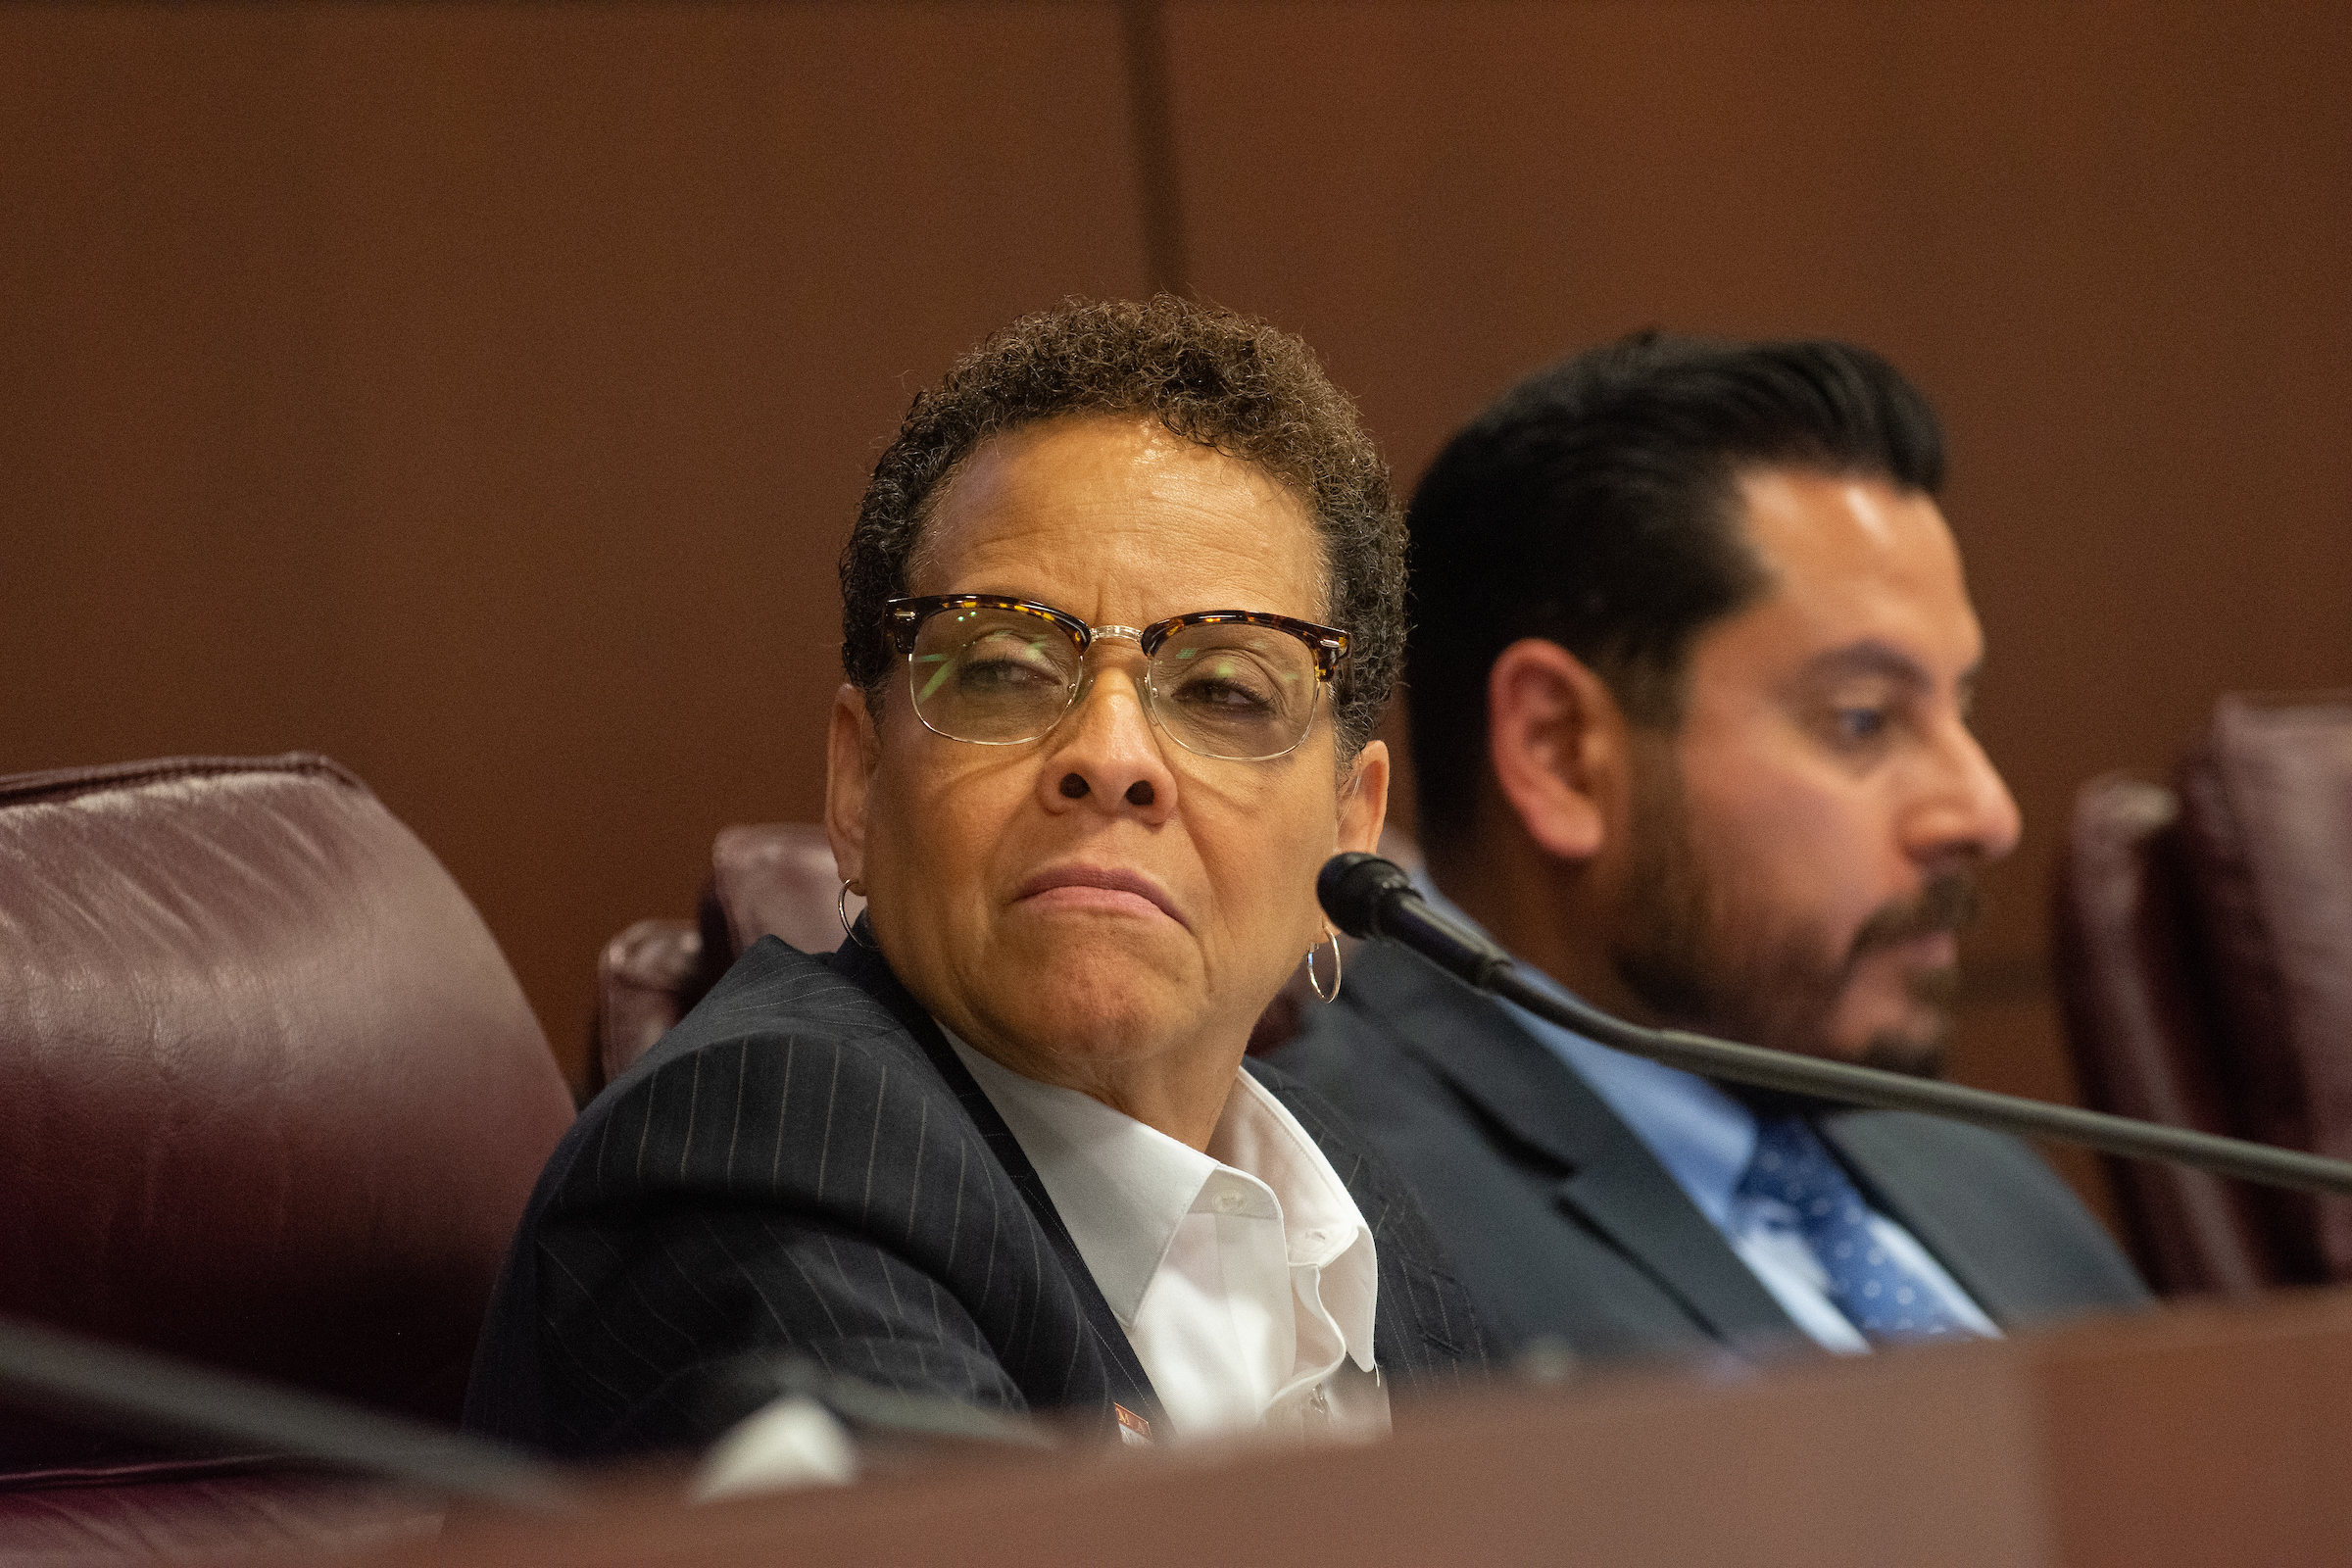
left=1334, top=738, right=1391, bottom=857
left=1486, top=639, right=1624, bottom=864
left=825, top=683, right=880, bottom=883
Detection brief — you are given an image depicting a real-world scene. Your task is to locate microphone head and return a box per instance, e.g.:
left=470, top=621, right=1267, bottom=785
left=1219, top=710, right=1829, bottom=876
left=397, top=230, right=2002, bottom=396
left=1318, top=853, right=1414, bottom=940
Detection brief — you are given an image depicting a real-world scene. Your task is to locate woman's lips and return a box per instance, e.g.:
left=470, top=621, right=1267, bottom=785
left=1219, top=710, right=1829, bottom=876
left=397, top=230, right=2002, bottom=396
left=1014, top=865, right=1187, bottom=927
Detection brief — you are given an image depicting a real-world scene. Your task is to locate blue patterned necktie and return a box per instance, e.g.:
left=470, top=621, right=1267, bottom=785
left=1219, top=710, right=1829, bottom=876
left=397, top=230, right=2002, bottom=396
left=1737, top=1115, right=1976, bottom=1345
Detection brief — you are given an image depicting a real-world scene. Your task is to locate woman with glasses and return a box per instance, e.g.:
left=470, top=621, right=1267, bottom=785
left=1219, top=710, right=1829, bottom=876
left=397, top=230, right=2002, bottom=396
left=466, top=299, right=1487, bottom=1472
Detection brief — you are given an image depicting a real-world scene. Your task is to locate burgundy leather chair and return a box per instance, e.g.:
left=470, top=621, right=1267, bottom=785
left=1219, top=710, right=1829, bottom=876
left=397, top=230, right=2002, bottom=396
left=589, top=823, right=1425, bottom=1092
left=0, top=755, right=576, bottom=1558
left=591, top=823, right=850, bottom=1095
left=2055, top=693, right=2352, bottom=1297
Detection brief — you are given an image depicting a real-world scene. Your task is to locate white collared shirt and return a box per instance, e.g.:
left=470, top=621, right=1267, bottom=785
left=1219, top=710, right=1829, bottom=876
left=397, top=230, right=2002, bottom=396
left=947, top=1034, right=1389, bottom=1443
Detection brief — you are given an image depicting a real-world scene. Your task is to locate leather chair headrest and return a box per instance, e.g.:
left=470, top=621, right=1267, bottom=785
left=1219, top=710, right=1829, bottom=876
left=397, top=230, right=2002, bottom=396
left=0, top=755, right=574, bottom=1440
left=2175, top=694, right=2352, bottom=1274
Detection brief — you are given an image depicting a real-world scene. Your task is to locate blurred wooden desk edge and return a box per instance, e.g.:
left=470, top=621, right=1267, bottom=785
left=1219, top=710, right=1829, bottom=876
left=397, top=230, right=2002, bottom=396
left=374, top=1291, right=2352, bottom=1567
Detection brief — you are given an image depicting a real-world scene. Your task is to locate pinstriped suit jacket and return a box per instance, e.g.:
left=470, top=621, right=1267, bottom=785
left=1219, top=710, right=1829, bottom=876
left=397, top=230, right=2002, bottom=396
left=463, top=935, right=1488, bottom=1457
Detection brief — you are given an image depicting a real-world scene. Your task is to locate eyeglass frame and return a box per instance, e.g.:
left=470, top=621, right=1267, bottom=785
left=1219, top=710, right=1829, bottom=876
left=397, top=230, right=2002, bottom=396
left=881, top=593, right=1350, bottom=759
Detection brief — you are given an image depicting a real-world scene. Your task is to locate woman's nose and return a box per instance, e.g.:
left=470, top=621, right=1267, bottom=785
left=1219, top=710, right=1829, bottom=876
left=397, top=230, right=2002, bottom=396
left=1037, top=663, right=1177, bottom=820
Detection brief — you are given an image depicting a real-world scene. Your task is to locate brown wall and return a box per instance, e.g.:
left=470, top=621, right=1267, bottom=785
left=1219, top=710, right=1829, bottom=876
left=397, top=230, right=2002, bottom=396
left=2, top=2, right=1151, bottom=1086
left=7, top=3, right=2348, bottom=1199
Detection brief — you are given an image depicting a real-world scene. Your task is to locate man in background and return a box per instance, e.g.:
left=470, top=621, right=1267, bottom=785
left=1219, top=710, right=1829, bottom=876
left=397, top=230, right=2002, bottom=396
left=1276, top=332, right=2148, bottom=1364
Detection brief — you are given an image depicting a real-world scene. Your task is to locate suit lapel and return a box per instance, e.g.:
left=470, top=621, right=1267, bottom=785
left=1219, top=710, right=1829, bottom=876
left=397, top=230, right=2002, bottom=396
left=1249, top=1058, right=1487, bottom=1383
left=1349, top=946, right=1795, bottom=1345
left=1816, top=1110, right=2024, bottom=1323
left=825, top=939, right=1162, bottom=1424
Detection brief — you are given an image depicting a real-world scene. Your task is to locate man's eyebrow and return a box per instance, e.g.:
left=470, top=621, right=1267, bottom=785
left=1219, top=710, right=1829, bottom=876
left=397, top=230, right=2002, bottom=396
left=1794, top=640, right=1934, bottom=690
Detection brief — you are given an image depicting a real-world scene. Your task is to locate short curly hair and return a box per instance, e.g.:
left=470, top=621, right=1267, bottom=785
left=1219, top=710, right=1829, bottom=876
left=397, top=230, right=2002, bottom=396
left=839, top=296, right=1405, bottom=759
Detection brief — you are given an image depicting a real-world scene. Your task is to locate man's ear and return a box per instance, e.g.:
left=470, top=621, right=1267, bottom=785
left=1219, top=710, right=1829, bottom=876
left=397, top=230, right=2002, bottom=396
left=1486, top=639, right=1623, bottom=863
left=1334, top=738, right=1391, bottom=857
left=825, top=683, right=880, bottom=884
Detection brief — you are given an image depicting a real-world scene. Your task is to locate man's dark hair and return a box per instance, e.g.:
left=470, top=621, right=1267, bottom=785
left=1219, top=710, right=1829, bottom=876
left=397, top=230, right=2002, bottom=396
left=1407, top=330, right=1946, bottom=846
left=840, top=296, right=1406, bottom=759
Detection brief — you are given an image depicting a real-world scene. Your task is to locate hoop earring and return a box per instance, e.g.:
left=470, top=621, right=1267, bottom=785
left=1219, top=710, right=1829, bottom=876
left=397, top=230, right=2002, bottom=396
left=1305, top=925, right=1343, bottom=1004
left=837, top=878, right=877, bottom=950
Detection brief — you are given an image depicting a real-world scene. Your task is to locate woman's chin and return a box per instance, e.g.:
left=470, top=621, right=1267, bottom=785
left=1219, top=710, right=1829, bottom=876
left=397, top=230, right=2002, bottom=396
left=976, top=940, right=1210, bottom=1062
left=1039, top=990, right=1197, bottom=1055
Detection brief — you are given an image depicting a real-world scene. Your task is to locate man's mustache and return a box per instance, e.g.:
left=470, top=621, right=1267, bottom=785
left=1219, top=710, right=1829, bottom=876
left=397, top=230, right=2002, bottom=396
left=1847, top=870, right=1981, bottom=963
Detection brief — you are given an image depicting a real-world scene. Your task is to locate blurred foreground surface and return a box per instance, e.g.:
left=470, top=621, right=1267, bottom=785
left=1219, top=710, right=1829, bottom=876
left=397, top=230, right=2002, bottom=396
left=386, top=1288, right=2352, bottom=1568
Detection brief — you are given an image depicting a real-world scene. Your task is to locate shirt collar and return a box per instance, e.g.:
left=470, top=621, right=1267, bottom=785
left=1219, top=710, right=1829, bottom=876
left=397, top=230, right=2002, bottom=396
left=945, top=1034, right=1207, bottom=1323
left=943, top=1032, right=1379, bottom=1372
left=1213, top=1070, right=1381, bottom=1372
left=1416, top=878, right=1759, bottom=1229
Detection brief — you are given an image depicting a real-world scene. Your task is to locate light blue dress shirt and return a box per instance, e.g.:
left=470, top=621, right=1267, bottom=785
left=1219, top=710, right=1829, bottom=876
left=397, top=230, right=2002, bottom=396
left=1418, top=881, right=1997, bottom=1353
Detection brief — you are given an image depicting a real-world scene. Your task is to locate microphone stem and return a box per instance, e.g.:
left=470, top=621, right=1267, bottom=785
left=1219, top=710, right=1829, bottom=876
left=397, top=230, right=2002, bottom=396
left=1483, top=963, right=2352, bottom=1197
left=0, top=1314, right=578, bottom=1508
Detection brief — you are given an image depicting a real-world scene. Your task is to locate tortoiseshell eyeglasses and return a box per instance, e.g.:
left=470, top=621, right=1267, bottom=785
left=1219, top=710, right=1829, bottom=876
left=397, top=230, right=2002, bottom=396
left=883, top=594, right=1348, bottom=761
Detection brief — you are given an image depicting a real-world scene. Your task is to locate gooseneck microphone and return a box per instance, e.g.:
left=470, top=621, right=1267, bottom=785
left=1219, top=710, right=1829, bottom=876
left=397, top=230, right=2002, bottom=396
left=1319, top=853, right=2352, bottom=1198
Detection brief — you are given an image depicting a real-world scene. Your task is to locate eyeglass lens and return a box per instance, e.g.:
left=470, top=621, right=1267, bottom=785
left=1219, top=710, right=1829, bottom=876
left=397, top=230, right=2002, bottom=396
left=906, top=606, right=1319, bottom=760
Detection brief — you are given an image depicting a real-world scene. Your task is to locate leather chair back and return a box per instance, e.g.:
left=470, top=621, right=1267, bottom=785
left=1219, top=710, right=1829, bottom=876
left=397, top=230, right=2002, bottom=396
left=2054, top=775, right=2278, bottom=1295
left=2055, top=694, right=2352, bottom=1293
left=2177, top=693, right=2352, bottom=1277
left=701, top=821, right=856, bottom=961
left=0, top=755, right=575, bottom=1445
left=592, top=824, right=847, bottom=1093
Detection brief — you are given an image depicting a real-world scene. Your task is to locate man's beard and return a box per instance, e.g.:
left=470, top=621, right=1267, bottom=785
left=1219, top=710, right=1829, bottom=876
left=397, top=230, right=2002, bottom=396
left=1609, top=747, right=1977, bottom=1079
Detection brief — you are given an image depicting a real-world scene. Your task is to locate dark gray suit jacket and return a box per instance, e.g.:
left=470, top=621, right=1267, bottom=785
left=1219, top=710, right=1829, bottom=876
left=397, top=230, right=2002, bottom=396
left=1271, top=943, right=2151, bottom=1366
left=465, top=935, right=1487, bottom=1457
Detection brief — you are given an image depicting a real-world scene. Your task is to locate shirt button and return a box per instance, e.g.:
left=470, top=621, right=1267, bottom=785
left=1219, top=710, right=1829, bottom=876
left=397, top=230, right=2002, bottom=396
left=1212, top=1189, right=1244, bottom=1214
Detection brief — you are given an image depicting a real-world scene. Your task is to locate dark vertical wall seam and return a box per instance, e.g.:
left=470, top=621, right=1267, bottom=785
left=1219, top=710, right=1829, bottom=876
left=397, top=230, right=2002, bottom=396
left=1118, top=0, right=1188, bottom=294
